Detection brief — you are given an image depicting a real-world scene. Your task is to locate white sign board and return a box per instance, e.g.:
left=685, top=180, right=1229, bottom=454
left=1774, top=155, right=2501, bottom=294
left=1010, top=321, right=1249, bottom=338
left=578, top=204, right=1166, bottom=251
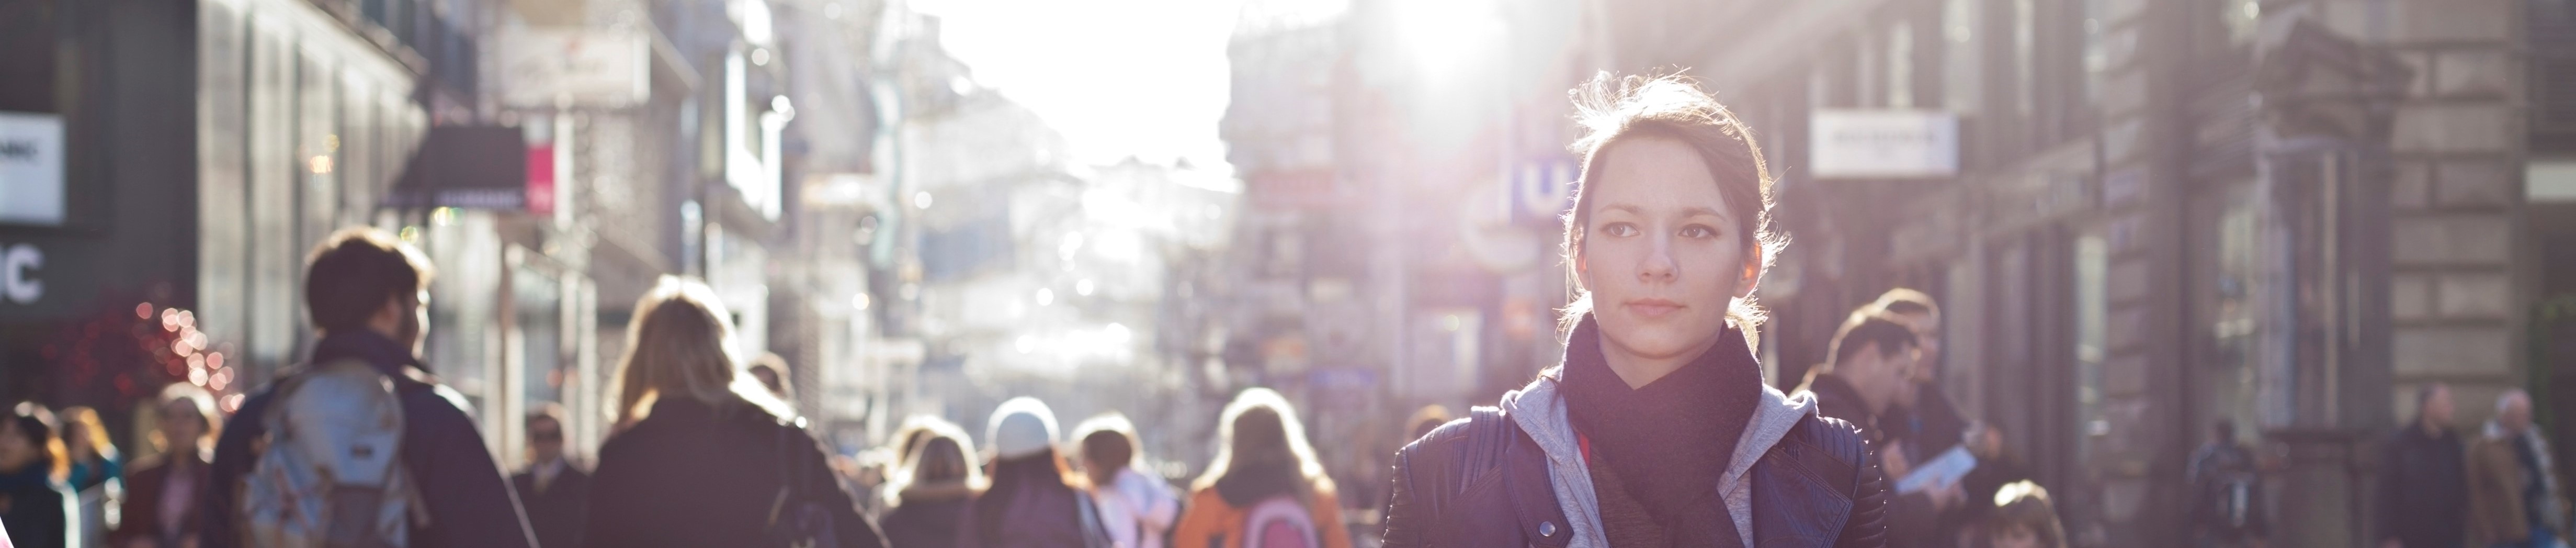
left=500, top=29, right=650, bottom=108
left=1811, top=109, right=1959, bottom=180
left=0, top=112, right=66, bottom=226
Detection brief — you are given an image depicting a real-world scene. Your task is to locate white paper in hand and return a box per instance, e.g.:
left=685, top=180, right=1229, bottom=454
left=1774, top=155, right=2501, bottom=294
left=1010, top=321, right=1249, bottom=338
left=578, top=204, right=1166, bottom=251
left=1895, top=445, right=1978, bottom=494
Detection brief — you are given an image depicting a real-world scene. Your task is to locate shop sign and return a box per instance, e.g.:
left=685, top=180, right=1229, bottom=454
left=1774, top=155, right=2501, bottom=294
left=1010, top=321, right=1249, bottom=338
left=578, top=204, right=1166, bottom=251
left=500, top=29, right=650, bottom=108
left=0, top=111, right=65, bottom=226
left=1, top=242, right=40, bottom=305
left=1811, top=109, right=1959, bottom=180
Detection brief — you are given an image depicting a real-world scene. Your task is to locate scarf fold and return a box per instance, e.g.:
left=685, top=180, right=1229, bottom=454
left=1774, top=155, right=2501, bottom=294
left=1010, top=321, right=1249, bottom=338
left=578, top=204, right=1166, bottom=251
left=1558, top=315, right=1762, bottom=548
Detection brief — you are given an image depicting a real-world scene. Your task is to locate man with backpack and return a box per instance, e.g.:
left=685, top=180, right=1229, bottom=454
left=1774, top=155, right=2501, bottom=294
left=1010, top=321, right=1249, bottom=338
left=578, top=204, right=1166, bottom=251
left=198, top=228, right=538, bottom=548
left=2187, top=420, right=2268, bottom=548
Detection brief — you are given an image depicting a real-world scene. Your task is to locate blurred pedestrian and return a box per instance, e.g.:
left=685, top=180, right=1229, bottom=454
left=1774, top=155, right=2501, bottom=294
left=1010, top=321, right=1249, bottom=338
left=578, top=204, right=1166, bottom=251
left=513, top=405, right=588, bottom=548
left=1980, top=481, right=2065, bottom=548
left=1174, top=388, right=1348, bottom=548
left=55, top=408, right=117, bottom=496
left=2186, top=420, right=2268, bottom=548
left=1867, top=289, right=1968, bottom=466
left=956, top=397, right=1109, bottom=548
left=1797, top=312, right=1952, bottom=545
left=201, top=228, right=536, bottom=548
left=110, top=385, right=217, bottom=548
left=56, top=407, right=117, bottom=548
left=2379, top=384, right=2466, bottom=548
left=2, top=402, right=76, bottom=548
left=1401, top=406, right=1450, bottom=445
left=2469, top=389, right=2568, bottom=548
left=881, top=419, right=979, bottom=548
left=581, top=276, right=885, bottom=548
left=1382, top=72, right=1886, bottom=548
left=1075, top=414, right=1178, bottom=548
left=750, top=353, right=793, bottom=401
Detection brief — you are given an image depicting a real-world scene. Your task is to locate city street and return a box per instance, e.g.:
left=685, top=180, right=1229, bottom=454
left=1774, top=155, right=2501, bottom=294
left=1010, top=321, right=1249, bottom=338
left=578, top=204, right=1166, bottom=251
left=3, top=0, right=2576, bottom=546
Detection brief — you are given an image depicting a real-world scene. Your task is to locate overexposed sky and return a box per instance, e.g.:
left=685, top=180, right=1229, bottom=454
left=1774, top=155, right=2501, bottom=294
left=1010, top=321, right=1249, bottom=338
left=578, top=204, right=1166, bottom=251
left=906, top=0, right=1245, bottom=171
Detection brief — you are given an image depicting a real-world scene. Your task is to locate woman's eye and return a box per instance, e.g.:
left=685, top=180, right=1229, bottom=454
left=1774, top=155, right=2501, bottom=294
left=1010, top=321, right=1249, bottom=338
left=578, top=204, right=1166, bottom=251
left=1602, top=223, right=1639, bottom=237
left=1680, top=225, right=1718, bottom=239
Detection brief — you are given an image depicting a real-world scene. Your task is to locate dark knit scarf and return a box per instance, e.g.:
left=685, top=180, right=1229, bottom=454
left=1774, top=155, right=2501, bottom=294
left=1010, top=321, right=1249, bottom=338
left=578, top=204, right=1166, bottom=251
left=1560, top=315, right=1763, bottom=548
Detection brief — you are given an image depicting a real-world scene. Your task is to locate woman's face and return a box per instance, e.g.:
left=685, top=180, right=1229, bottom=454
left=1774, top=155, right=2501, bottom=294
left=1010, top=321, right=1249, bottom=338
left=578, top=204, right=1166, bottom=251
left=162, top=400, right=206, bottom=451
left=1992, top=524, right=2041, bottom=548
left=0, top=422, right=32, bottom=471
left=1578, top=138, right=1755, bottom=362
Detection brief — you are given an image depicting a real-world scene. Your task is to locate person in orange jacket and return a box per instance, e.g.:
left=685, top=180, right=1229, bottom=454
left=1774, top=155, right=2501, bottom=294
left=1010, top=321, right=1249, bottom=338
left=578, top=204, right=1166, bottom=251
left=1172, top=388, right=1352, bottom=548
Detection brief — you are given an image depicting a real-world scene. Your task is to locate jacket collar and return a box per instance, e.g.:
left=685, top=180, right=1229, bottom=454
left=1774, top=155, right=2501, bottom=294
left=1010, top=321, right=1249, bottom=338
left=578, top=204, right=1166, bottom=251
left=1501, top=327, right=1816, bottom=548
left=310, top=329, right=423, bottom=377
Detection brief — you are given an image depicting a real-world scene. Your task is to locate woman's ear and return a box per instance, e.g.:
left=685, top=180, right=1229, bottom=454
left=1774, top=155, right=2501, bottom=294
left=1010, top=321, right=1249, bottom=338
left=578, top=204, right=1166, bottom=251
left=1571, top=233, right=1592, bottom=289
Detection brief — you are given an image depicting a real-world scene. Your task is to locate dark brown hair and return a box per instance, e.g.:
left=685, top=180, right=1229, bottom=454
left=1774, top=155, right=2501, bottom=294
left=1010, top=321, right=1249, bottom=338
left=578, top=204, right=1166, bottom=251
left=1560, top=72, right=1784, bottom=341
left=1988, top=480, right=2067, bottom=548
left=303, top=227, right=432, bottom=332
left=1822, top=312, right=1919, bottom=374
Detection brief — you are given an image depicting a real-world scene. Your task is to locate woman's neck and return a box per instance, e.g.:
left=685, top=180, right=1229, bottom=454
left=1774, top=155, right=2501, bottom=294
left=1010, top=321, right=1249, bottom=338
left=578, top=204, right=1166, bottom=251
left=1598, top=333, right=1720, bottom=389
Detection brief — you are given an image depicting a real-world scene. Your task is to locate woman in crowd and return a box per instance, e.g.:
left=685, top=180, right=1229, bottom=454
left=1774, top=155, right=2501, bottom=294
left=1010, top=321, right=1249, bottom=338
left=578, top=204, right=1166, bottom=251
left=1379, top=72, right=1886, bottom=547
left=110, top=384, right=219, bottom=548
left=1075, top=413, right=1178, bottom=548
left=2, top=402, right=76, bottom=548
left=1173, top=388, right=1349, bottom=548
left=581, top=276, right=885, bottom=548
left=879, top=418, right=979, bottom=548
left=57, top=407, right=118, bottom=495
left=955, top=397, right=1107, bottom=548
left=1981, top=481, right=2066, bottom=548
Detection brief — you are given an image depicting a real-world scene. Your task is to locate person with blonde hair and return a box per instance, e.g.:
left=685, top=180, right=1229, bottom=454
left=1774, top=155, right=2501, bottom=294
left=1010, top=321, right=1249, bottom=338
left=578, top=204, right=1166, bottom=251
left=112, top=384, right=219, bottom=548
left=1173, top=388, right=1350, bottom=548
left=581, top=276, right=886, bottom=548
left=56, top=407, right=118, bottom=496
left=1381, top=73, right=1885, bottom=547
left=879, top=417, right=980, bottom=548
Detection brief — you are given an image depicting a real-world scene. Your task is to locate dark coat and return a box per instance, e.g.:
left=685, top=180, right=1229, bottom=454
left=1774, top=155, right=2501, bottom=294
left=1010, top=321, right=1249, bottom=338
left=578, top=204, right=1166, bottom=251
left=111, top=451, right=209, bottom=548
left=1381, top=407, right=1887, bottom=548
left=582, top=397, right=886, bottom=548
left=512, top=463, right=592, bottom=548
left=201, top=330, right=537, bottom=548
left=0, top=467, right=71, bottom=548
left=952, top=469, right=1102, bottom=548
left=881, top=484, right=971, bottom=548
left=2379, top=424, right=2467, bottom=548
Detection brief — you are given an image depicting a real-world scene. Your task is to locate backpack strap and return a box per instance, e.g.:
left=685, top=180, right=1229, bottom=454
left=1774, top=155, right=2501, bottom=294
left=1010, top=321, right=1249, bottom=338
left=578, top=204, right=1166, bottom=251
left=1455, top=407, right=1512, bottom=497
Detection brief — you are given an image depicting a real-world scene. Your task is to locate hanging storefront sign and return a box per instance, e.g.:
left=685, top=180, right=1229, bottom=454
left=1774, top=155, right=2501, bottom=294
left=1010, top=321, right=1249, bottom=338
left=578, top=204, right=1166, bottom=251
left=0, top=111, right=66, bottom=226
left=500, top=29, right=650, bottom=108
left=387, top=126, right=530, bottom=210
left=1811, top=109, right=1959, bottom=180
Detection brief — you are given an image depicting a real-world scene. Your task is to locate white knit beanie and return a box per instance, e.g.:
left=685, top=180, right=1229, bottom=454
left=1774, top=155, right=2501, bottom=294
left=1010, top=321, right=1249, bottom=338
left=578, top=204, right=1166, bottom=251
left=987, top=397, right=1060, bottom=460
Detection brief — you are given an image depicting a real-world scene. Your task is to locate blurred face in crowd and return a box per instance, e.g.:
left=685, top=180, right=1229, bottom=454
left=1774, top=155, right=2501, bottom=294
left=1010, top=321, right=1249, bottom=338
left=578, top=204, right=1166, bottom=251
left=1992, top=524, right=2042, bottom=548
left=1844, top=341, right=1914, bottom=415
left=1576, top=138, right=1758, bottom=382
left=1893, top=310, right=1943, bottom=384
left=528, top=416, right=565, bottom=465
left=0, top=421, right=32, bottom=471
left=372, top=289, right=430, bottom=354
left=161, top=399, right=206, bottom=454
left=2502, top=393, right=2534, bottom=434
left=2423, top=385, right=2455, bottom=428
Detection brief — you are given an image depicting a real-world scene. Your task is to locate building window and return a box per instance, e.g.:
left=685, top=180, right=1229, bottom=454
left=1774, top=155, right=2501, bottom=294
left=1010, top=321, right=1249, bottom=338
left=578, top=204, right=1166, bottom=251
left=2014, top=0, right=2036, bottom=118
left=2223, top=0, right=2260, bottom=45
left=1944, top=0, right=1982, bottom=115
left=1890, top=21, right=1916, bottom=108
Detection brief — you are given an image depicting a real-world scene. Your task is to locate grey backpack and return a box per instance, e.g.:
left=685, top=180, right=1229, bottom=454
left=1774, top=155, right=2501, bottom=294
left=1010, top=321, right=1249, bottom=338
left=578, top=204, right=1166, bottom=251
left=240, top=359, right=425, bottom=548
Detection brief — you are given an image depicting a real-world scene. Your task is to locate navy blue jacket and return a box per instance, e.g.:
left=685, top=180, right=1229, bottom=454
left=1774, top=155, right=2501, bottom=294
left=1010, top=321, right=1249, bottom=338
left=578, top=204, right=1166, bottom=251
left=1381, top=407, right=1887, bottom=547
left=199, top=330, right=538, bottom=548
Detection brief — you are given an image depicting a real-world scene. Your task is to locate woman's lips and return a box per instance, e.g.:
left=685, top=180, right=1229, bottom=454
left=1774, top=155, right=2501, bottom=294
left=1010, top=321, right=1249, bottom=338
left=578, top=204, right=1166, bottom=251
left=1622, top=299, right=1685, bottom=318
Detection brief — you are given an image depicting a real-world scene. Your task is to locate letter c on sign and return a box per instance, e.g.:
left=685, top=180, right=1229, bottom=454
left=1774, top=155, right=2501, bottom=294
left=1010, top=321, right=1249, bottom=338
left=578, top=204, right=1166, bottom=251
left=2, top=243, right=40, bottom=304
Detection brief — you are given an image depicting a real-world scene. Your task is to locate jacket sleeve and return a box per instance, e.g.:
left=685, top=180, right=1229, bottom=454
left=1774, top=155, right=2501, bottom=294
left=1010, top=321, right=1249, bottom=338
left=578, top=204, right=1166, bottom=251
left=405, top=396, right=539, bottom=548
left=1835, top=441, right=1890, bottom=548
left=793, top=429, right=888, bottom=548
left=1380, top=444, right=1430, bottom=548
left=197, top=390, right=273, bottom=548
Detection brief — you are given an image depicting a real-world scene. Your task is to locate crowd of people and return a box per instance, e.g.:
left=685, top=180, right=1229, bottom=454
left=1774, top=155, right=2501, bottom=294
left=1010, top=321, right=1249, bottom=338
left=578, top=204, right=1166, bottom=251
left=0, top=72, right=2105, bottom=547
left=2370, top=383, right=2574, bottom=548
